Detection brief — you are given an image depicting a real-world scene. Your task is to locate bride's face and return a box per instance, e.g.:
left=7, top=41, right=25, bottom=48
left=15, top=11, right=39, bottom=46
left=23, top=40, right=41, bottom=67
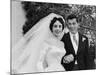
left=52, top=20, right=63, bottom=37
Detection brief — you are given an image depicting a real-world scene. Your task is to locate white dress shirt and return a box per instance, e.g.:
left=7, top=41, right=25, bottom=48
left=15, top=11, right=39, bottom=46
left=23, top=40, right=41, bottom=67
left=69, top=32, right=79, bottom=64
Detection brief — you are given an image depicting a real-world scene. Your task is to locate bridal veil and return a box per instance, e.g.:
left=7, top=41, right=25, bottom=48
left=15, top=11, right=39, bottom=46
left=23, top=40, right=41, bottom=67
left=12, top=13, right=65, bottom=74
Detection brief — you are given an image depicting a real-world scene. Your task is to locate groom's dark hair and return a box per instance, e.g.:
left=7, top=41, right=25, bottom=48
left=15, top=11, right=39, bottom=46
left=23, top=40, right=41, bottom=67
left=67, top=14, right=78, bottom=23
left=50, top=17, right=64, bottom=32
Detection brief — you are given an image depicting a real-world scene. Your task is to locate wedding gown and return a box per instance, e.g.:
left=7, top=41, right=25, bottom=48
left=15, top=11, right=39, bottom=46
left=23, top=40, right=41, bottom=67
left=37, top=39, right=66, bottom=72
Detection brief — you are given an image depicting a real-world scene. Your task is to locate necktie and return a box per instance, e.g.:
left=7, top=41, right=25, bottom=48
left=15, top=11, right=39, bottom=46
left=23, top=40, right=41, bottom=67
left=73, top=35, right=78, bottom=46
left=73, top=34, right=78, bottom=64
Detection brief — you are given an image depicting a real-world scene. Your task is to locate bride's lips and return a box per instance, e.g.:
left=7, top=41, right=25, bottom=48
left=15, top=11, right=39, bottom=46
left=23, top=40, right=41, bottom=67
left=55, top=30, right=61, bottom=34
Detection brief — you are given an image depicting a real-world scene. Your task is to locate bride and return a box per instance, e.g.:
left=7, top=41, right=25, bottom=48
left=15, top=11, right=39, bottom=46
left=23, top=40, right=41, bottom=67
left=12, top=13, right=66, bottom=74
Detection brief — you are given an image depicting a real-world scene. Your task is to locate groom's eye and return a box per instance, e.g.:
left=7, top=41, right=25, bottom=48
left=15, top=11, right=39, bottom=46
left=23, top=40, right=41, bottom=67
left=68, top=23, right=71, bottom=25
left=73, top=22, right=76, bottom=25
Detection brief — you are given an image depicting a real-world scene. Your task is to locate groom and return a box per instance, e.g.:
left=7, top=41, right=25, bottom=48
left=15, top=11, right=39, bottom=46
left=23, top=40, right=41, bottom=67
left=61, top=14, right=93, bottom=71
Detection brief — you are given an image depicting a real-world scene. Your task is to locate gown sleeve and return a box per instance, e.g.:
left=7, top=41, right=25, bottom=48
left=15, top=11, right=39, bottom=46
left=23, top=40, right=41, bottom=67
left=37, top=44, right=50, bottom=72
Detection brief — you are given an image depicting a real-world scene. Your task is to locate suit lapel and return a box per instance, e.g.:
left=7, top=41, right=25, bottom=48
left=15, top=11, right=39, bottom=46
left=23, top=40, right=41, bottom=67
left=67, top=32, right=75, bottom=54
left=68, top=32, right=83, bottom=55
left=77, top=33, right=82, bottom=54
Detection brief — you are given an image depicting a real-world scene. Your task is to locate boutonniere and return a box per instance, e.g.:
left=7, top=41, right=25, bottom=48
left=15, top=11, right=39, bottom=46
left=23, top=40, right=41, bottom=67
left=82, top=37, right=86, bottom=42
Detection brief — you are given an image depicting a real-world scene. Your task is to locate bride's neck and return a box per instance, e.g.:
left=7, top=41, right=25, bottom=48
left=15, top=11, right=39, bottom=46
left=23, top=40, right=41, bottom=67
left=45, top=34, right=64, bottom=48
left=51, top=35, right=60, bottom=40
left=53, top=33, right=64, bottom=41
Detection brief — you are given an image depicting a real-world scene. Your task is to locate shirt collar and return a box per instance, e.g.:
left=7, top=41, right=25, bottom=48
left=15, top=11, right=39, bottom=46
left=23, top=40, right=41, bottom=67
left=69, top=32, right=79, bottom=37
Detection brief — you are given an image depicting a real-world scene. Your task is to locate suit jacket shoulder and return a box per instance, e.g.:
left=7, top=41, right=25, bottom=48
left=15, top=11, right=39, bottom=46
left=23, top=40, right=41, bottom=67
left=61, top=32, right=69, bottom=41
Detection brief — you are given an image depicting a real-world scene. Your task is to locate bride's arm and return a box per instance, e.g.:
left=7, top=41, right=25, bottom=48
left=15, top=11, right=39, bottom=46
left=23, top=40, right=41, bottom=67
left=37, top=48, right=47, bottom=72
left=37, top=44, right=50, bottom=72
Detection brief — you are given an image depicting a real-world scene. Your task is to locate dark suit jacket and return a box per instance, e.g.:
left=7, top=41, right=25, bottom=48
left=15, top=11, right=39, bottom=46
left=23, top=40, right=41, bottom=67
left=61, top=32, right=93, bottom=71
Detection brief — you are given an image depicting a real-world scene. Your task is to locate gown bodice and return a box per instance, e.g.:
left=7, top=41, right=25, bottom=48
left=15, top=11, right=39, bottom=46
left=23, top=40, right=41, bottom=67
left=46, top=45, right=66, bottom=66
left=38, top=41, right=66, bottom=72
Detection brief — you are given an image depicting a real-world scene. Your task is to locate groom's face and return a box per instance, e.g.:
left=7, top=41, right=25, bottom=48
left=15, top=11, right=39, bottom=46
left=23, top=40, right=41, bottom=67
left=52, top=21, right=63, bottom=37
left=67, top=18, right=79, bottom=34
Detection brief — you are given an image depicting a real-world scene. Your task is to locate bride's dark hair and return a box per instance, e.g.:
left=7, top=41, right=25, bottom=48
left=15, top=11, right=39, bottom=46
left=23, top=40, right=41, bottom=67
left=50, top=17, right=64, bottom=32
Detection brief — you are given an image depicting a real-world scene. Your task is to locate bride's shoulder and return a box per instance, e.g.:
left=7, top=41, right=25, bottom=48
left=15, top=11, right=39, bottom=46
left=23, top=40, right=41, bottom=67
left=43, top=41, right=53, bottom=51
left=44, top=40, right=54, bottom=46
left=44, top=40, right=51, bottom=47
left=57, top=40, right=64, bottom=48
left=59, top=41, right=64, bottom=46
left=43, top=41, right=58, bottom=51
left=44, top=39, right=64, bottom=48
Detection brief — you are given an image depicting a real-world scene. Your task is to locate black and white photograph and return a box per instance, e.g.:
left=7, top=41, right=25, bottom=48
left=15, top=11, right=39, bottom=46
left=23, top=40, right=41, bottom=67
left=11, top=0, right=96, bottom=74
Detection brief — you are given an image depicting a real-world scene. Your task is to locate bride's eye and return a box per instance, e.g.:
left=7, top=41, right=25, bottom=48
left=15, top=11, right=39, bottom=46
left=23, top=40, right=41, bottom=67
left=59, top=25, right=62, bottom=28
left=54, top=25, right=57, bottom=28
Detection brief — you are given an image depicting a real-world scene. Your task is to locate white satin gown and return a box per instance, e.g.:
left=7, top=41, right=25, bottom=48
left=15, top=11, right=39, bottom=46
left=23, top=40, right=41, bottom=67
left=37, top=41, right=66, bottom=72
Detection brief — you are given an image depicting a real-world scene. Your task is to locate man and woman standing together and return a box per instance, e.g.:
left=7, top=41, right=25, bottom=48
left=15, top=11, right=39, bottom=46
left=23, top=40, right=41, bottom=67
left=61, top=14, right=92, bottom=71
left=12, top=13, right=93, bottom=74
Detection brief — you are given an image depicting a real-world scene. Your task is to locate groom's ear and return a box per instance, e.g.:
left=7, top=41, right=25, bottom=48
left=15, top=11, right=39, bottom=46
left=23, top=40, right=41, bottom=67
left=64, top=20, right=68, bottom=27
left=78, top=23, right=80, bottom=28
left=65, top=23, right=70, bottom=29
